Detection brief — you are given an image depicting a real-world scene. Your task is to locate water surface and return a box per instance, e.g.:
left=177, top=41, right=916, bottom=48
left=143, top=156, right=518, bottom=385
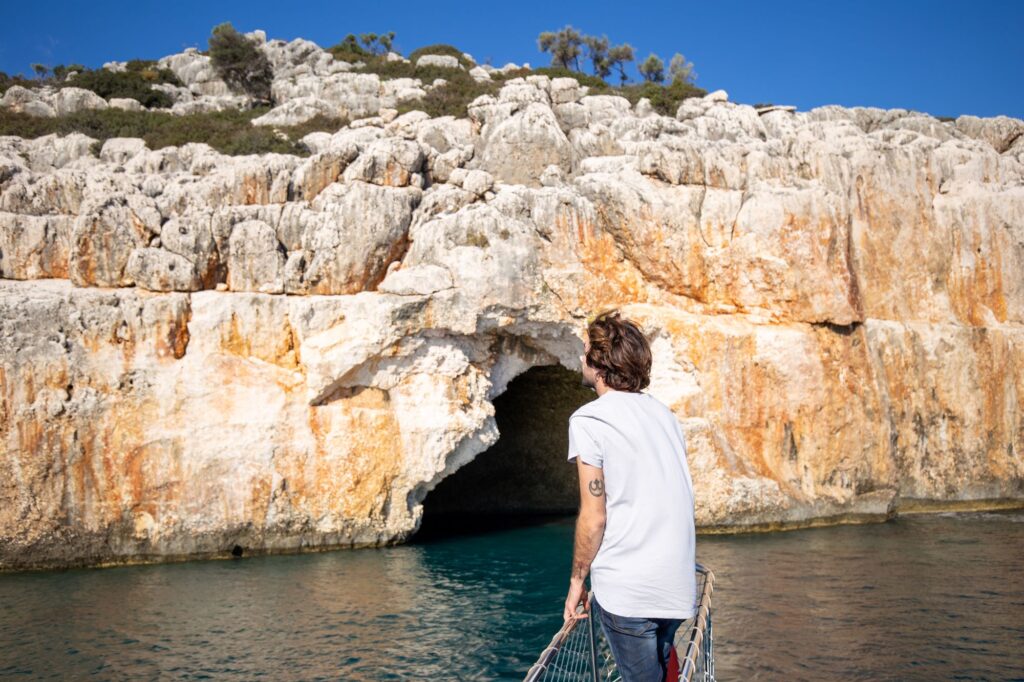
left=1, top=511, right=1022, bottom=680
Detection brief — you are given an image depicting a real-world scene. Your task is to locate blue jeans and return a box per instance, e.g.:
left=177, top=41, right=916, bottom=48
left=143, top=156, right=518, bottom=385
left=591, top=594, right=684, bottom=682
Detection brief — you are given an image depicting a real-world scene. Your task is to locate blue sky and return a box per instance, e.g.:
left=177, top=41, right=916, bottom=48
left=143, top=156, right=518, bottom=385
left=1, top=0, right=1021, bottom=119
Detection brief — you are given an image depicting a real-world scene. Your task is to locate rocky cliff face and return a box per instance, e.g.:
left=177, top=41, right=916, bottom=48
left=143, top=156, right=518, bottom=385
left=2, top=58, right=1023, bottom=569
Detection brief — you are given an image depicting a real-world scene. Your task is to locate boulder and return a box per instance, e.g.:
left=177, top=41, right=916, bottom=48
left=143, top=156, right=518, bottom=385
left=298, top=181, right=422, bottom=294
left=476, top=102, right=572, bottom=186
left=415, top=54, right=462, bottom=69
left=126, top=247, right=202, bottom=291
left=226, top=219, right=285, bottom=293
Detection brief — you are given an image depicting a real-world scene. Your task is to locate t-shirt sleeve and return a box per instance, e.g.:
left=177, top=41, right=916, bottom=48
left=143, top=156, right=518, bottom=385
left=567, top=416, right=604, bottom=468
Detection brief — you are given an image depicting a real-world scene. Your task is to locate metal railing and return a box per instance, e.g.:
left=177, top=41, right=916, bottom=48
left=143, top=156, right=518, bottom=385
left=677, top=564, right=716, bottom=682
left=524, top=564, right=715, bottom=682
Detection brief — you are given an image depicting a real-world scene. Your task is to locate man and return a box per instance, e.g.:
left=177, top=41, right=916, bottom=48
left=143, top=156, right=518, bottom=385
left=563, top=309, right=697, bottom=682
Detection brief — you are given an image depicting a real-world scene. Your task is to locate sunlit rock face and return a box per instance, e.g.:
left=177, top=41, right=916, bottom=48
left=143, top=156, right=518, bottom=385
left=2, top=74, right=1023, bottom=569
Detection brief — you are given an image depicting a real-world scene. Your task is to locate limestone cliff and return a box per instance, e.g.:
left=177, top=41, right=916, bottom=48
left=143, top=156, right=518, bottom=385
left=2, top=53, right=1023, bottom=569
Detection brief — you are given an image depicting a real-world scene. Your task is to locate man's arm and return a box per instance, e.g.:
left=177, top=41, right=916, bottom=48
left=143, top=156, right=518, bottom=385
left=564, top=457, right=607, bottom=620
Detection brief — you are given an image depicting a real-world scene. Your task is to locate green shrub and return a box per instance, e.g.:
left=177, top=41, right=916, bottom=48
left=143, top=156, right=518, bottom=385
left=124, top=59, right=182, bottom=85
left=407, top=44, right=474, bottom=69
left=396, top=77, right=502, bottom=119
left=528, top=66, right=610, bottom=90
left=617, top=79, right=706, bottom=116
left=355, top=56, right=420, bottom=80
left=63, top=68, right=177, bottom=108
left=125, top=59, right=158, bottom=72
left=208, top=22, right=274, bottom=103
left=0, top=71, right=36, bottom=95
left=2, top=61, right=179, bottom=106
left=327, top=34, right=370, bottom=62
left=0, top=107, right=347, bottom=156
left=283, top=113, right=351, bottom=139
left=51, top=64, right=86, bottom=82
left=394, top=77, right=500, bottom=118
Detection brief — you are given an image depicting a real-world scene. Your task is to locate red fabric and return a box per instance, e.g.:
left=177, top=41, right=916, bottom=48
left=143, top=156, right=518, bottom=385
left=666, top=646, right=680, bottom=680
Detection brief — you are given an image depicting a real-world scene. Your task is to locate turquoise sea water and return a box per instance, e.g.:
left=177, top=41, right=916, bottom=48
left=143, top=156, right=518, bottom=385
left=1, top=510, right=1023, bottom=680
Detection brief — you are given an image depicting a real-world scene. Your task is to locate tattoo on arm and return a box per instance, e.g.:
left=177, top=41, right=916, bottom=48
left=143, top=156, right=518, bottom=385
left=588, top=479, right=604, bottom=497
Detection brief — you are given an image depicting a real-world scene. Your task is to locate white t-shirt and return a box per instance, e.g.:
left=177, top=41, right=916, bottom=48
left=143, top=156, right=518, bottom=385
left=567, top=389, right=697, bottom=619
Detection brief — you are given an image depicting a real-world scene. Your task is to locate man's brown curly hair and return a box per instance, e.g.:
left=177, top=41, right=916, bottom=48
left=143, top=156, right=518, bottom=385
left=584, top=309, right=652, bottom=392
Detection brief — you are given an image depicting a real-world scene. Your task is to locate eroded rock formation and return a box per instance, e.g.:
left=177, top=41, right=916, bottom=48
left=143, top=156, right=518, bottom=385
left=1, top=31, right=524, bottom=122
left=2, top=68, right=1023, bottom=569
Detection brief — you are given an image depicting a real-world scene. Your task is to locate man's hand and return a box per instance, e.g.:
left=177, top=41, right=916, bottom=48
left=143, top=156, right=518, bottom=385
left=563, top=577, right=590, bottom=621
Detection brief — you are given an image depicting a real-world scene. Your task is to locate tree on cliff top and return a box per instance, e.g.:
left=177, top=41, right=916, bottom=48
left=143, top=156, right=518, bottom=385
left=535, top=28, right=696, bottom=91
left=540, top=27, right=639, bottom=84
left=538, top=26, right=584, bottom=70
left=607, top=43, right=636, bottom=85
left=208, top=22, right=274, bottom=103
left=583, top=34, right=612, bottom=80
left=359, top=32, right=396, bottom=56
left=638, top=53, right=665, bottom=83
left=668, top=53, right=697, bottom=85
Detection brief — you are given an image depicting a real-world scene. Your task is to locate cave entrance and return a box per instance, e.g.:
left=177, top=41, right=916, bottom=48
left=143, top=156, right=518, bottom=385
left=414, top=363, right=596, bottom=541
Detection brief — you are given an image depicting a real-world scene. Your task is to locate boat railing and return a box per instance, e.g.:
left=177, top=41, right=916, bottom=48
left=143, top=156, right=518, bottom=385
left=523, top=563, right=715, bottom=682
